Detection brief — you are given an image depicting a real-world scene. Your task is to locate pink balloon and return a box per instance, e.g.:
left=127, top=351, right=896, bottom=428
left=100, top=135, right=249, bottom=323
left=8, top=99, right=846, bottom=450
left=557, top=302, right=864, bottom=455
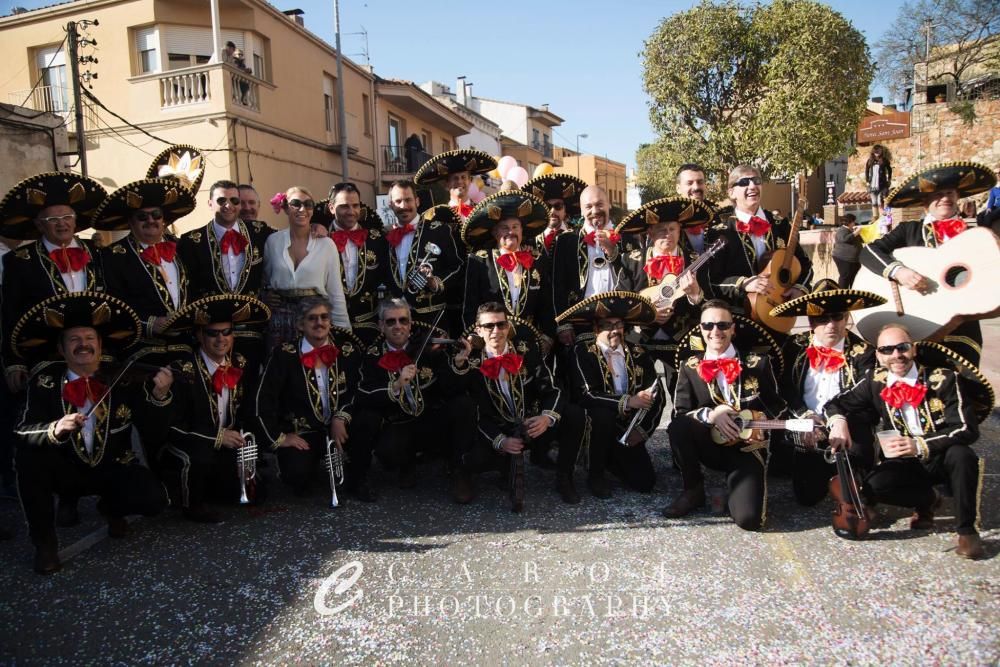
left=467, top=182, right=480, bottom=197
left=507, top=166, right=529, bottom=187
left=497, top=155, right=517, bottom=179
left=471, top=190, right=486, bottom=203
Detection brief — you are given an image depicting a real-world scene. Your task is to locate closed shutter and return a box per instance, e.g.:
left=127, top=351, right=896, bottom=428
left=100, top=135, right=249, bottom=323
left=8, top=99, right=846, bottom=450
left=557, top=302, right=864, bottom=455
left=221, top=30, right=245, bottom=51
left=135, top=26, right=157, bottom=52
left=163, top=26, right=214, bottom=56
left=35, top=44, right=66, bottom=68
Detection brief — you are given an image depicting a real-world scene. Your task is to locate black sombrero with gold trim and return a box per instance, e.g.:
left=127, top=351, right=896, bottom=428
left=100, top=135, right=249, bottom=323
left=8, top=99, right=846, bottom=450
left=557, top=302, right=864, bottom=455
left=916, top=340, right=994, bottom=424
left=0, top=172, right=108, bottom=240
left=420, top=204, right=463, bottom=228
left=555, top=291, right=657, bottom=327
left=92, top=179, right=197, bottom=231
left=462, top=192, right=549, bottom=250
left=12, top=291, right=142, bottom=357
left=312, top=199, right=384, bottom=231
left=885, top=161, right=995, bottom=209
left=146, top=144, right=206, bottom=195
left=675, top=314, right=784, bottom=376
left=522, top=174, right=588, bottom=217
left=414, top=149, right=497, bottom=185
left=461, top=315, right=548, bottom=352
left=164, top=295, right=271, bottom=332
left=616, top=196, right=713, bottom=235
left=769, top=278, right=886, bottom=318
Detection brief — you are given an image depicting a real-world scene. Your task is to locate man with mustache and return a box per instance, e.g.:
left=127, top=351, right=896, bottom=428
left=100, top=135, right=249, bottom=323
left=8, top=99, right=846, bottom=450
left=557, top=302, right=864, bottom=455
left=522, top=173, right=588, bottom=256
left=11, top=293, right=172, bottom=574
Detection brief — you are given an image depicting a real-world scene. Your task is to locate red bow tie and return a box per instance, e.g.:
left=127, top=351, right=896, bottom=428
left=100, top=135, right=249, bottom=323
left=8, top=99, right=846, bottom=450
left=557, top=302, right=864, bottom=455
left=48, top=247, right=90, bottom=274
left=697, top=357, right=742, bottom=384
left=583, top=230, right=621, bottom=247
left=331, top=228, right=367, bottom=253
left=62, top=376, right=107, bottom=408
left=301, top=344, right=339, bottom=369
left=378, top=349, right=413, bottom=373
left=644, top=254, right=684, bottom=281
left=386, top=224, right=415, bottom=248
left=212, top=365, right=242, bottom=394
left=543, top=230, right=558, bottom=250
left=453, top=201, right=473, bottom=218
left=806, top=345, right=846, bottom=373
left=496, top=251, right=534, bottom=272
left=932, top=218, right=966, bottom=243
left=140, top=241, right=177, bottom=266
left=219, top=229, right=248, bottom=254
left=880, top=382, right=927, bottom=409
left=736, top=216, right=770, bottom=237
left=480, top=352, right=523, bottom=380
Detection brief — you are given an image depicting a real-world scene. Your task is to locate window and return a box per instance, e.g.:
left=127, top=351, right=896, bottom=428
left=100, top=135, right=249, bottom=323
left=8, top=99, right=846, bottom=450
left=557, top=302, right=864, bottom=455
left=362, top=93, right=371, bottom=135
left=135, top=27, right=159, bottom=74
left=420, top=131, right=431, bottom=154
left=323, top=75, right=337, bottom=138
left=34, top=45, right=68, bottom=112
left=532, top=128, right=540, bottom=147
left=441, top=138, right=451, bottom=153
left=388, top=116, right=402, bottom=156
left=324, top=94, right=335, bottom=132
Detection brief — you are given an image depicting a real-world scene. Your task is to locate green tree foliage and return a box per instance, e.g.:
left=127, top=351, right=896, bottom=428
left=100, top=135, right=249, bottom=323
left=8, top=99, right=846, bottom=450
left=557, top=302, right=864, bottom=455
left=638, top=0, right=874, bottom=193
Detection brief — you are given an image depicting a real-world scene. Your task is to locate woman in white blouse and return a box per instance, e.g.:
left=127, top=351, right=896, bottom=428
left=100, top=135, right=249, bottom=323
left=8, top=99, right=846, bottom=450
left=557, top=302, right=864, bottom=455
left=263, top=186, right=350, bottom=349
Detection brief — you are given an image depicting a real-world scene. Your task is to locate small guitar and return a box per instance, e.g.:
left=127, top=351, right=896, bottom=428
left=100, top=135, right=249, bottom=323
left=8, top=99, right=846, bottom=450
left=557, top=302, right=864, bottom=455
left=639, top=238, right=727, bottom=308
left=710, top=409, right=814, bottom=446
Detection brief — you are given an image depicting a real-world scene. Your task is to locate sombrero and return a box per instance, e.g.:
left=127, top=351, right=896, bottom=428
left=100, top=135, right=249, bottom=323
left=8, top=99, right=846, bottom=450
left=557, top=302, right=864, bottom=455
left=146, top=144, right=206, bottom=195
left=0, top=172, right=107, bottom=240
left=414, top=149, right=497, bottom=185
left=915, top=341, right=994, bottom=424
left=11, top=291, right=142, bottom=358
left=885, top=161, right=995, bottom=208
left=312, top=199, right=384, bottom=231
left=420, top=204, right=463, bottom=227
left=522, top=174, right=588, bottom=217
left=555, top=291, right=657, bottom=327
left=462, top=192, right=549, bottom=250
left=616, top=196, right=713, bottom=235
left=675, top=314, right=784, bottom=376
left=164, top=294, right=270, bottom=332
left=769, top=278, right=886, bottom=318
left=91, top=179, right=197, bottom=231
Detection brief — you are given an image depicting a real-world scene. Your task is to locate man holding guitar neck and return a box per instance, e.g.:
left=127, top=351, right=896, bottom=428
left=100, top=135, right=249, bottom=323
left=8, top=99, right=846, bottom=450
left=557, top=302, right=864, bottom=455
left=861, top=162, right=996, bottom=366
left=663, top=299, right=786, bottom=530
left=708, top=165, right=813, bottom=323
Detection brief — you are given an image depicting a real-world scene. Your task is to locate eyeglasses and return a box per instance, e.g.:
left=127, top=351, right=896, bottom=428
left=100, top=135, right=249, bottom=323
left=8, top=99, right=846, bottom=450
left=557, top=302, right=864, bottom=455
left=202, top=327, right=234, bottom=338
left=288, top=199, right=315, bottom=210
left=597, top=321, right=626, bottom=331
left=38, top=213, right=76, bottom=225
left=133, top=209, right=164, bottom=223
left=876, top=342, right=913, bottom=355
left=383, top=316, right=410, bottom=326
left=700, top=321, right=735, bottom=331
left=306, top=313, right=330, bottom=322
left=477, top=320, right=510, bottom=331
left=732, top=176, right=762, bottom=188
left=215, top=197, right=241, bottom=206
left=810, top=312, right=846, bottom=325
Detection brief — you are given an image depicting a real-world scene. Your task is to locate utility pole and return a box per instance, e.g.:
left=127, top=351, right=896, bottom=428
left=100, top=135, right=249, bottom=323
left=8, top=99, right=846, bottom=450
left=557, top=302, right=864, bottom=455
left=67, top=21, right=87, bottom=176
left=333, top=0, right=350, bottom=181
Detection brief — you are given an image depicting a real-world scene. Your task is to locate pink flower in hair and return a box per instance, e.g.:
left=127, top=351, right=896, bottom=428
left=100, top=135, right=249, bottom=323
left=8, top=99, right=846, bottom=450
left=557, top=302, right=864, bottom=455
left=270, top=192, right=288, bottom=214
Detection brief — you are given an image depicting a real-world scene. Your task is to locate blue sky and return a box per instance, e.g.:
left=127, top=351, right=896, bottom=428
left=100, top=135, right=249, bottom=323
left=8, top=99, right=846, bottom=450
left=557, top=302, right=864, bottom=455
left=2, top=0, right=906, bottom=170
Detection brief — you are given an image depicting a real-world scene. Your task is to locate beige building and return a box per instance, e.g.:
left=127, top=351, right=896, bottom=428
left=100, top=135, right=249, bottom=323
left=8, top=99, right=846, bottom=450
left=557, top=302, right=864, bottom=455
left=0, top=0, right=383, bottom=232
left=553, top=148, right=628, bottom=210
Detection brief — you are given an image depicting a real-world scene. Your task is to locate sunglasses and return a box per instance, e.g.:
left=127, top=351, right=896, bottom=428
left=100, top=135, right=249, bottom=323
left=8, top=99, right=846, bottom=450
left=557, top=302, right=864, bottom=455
left=477, top=320, right=510, bottom=331
left=810, top=312, right=846, bottom=325
left=548, top=202, right=565, bottom=211
left=288, top=198, right=315, bottom=210
left=598, top=321, right=626, bottom=331
left=383, top=316, right=410, bottom=327
left=876, top=342, right=913, bottom=355
left=202, top=327, right=234, bottom=338
left=700, top=321, right=735, bottom=331
left=215, top=196, right=241, bottom=206
left=732, top=176, right=762, bottom=188
left=133, top=209, right=164, bottom=222
left=38, top=213, right=77, bottom=225
left=306, top=313, right=330, bottom=322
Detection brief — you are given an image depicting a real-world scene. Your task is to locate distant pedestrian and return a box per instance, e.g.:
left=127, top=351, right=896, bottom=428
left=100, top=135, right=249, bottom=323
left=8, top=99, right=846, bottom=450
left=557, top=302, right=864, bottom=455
left=831, top=213, right=863, bottom=287
left=865, top=144, right=892, bottom=222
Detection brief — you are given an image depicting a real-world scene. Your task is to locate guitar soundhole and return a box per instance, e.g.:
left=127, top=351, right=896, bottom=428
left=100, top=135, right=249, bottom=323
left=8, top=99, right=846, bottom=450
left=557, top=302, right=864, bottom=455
left=943, top=264, right=970, bottom=289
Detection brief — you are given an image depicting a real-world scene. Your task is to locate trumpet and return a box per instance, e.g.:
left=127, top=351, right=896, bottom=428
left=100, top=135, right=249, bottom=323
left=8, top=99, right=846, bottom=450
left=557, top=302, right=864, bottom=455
left=406, top=242, right=442, bottom=293
left=236, top=430, right=258, bottom=504
left=618, top=380, right=660, bottom=446
left=324, top=435, right=346, bottom=509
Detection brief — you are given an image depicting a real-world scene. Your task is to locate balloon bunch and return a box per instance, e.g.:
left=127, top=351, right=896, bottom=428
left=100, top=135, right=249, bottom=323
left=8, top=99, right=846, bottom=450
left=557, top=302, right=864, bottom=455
left=487, top=156, right=555, bottom=188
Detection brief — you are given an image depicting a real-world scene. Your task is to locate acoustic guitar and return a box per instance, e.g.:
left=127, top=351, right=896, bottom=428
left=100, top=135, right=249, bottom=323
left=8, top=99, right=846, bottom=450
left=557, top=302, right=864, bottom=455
left=639, top=238, right=727, bottom=309
left=853, top=226, right=1000, bottom=343
left=710, top=409, right=814, bottom=446
left=748, top=174, right=807, bottom=334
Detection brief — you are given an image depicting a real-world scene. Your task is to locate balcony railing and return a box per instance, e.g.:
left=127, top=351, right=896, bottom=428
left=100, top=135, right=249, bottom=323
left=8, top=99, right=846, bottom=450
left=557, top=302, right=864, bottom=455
left=146, top=63, right=260, bottom=112
left=159, top=68, right=211, bottom=108
left=229, top=69, right=259, bottom=112
left=542, top=143, right=553, bottom=159
left=8, top=85, right=98, bottom=133
left=382, top=145, right=431, bottom=174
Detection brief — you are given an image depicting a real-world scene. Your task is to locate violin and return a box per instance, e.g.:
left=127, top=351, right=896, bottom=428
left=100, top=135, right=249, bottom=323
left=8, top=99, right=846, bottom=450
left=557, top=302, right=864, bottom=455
left=827, top=448, right=871, bottom=540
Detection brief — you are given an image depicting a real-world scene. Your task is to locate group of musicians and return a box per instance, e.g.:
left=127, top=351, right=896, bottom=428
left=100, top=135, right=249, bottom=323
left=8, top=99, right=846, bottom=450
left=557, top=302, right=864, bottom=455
left=0, top=146, right=994, bottom=574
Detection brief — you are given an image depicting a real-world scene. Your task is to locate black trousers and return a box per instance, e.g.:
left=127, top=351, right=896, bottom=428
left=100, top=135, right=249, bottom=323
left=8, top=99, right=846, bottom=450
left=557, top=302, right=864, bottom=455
left=833, top=257, right=860, bottom=288
left=587, top=404, right=657, bottom=493
left=159, top=441, right=244, bottom=508
left=863, top=446, right=981, bottom=534
left=668, top=415, right=767, bottom=530
left=791, top=417, right=875, bottom=506
left=461, top=403, right=585, bottom=476
left=15, top=446, right=167, bottom=547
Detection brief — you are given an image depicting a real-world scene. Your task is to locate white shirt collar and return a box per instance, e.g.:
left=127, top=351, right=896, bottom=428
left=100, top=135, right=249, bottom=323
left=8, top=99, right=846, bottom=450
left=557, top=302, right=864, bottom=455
left=597, top=340, right=625, bottom=356
left=810, top=336, right=845, bottom=352
left=42, top=237, right=80, bottom=252
left=703, top=343, right=737, bottom=361
left=734, top=207, right=766, bottom=223
left=485, top=342, right=512, bottom=358
left=886, top=363, right=919, bottom=387
left=213, top=220, right=240, bottom=239
left=582, top=220, right=613, bottom=234
left=200, top=350, right=223, bottom=374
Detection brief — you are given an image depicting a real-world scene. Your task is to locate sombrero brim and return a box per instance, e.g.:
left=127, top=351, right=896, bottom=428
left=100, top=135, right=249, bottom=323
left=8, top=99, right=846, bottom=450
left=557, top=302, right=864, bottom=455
left=770, top=289, right=886, bottom=318
left=886, top=161, right=995, bottom=208
left=462, top=192, right=549, bottom=250
left=461, top=315, right=547, bottom=351
left=414, top=149, right=497, bottom=185
left=522, top=174, right=588, bottom=216
left=0, top=172, right=108, bottom=240
left=421, top=204, right=463, bottom=227
left=616, top=196, right=712, bottom=235
left=146, top=144, right=205, bottom=195
left=164, top=295, right=271, bottom=332
left=915, top=341, right=994, bottom=424
left=11, top=291, right=142, bottom=358
left=674, top=314, right=784, bottom=376
left=555, top=291, right=657, bottom=327
left=92, top=179, right=196, bottom=231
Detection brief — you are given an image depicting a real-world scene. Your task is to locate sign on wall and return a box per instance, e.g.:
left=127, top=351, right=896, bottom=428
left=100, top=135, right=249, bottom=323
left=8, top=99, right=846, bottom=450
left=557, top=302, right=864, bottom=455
left=856, top=112, right=910, bottom=144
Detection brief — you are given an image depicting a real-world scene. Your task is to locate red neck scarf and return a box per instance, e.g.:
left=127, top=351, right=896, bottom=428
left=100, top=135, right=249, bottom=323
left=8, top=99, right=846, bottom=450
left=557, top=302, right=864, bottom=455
left=880, top=382, right=927, bottom=409
left=806, top=345, right=846, bottom=373
left=386, top=224, right=415, bottom=248
left=480, top=352, right=523, bottom=380
left=301, top=344, right=339, bottom=369
left=932, top=218, right=966, bottom=244
left=378, top=349, right=413, bottom=373
left=644, top=254, right=684, bottom=281
left=332, top=228, right=367, bottom=252
left=496, top=251, right=534, bottom=272
left=212, top=365, right=242, bottom=394
left=140, top=241, right=177, bottom=266
left=736, top=216, right=770, bottom=237
left=543, top=230, right=558, bottom=250
left=583, top=230, right=620, bottom=247
left=48, top=246, right=90, bottom=273
left=452, top=201, right=473, bottom=218
left=697, top=357, right=741, bottom=384
left=219, top=229, right=248, bottom=255
left=62, top=376, right=106, bottom=408
left=686, top=225, right=705, bottom=236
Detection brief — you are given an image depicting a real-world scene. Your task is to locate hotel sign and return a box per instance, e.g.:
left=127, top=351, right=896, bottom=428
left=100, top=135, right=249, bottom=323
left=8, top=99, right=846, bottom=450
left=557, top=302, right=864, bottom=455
left=857, top=112, right=910, bottom=144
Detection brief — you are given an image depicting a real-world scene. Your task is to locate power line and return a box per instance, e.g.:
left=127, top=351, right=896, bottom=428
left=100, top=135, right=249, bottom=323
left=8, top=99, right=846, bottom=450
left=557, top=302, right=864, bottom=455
left=19, top=33, right=69, bottom=107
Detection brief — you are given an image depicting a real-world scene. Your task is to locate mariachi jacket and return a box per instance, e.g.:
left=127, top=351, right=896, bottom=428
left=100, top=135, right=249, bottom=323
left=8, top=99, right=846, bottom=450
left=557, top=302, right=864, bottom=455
left=779, top=331, right=875, bottom=418
left=386, top=217, right=463, bottom=324
left=177, top=219, right=273, bottom=298
left=673, top=348, right=786, bottom=423
left=167, top=351, right=248, bottom=451
left=101, top=235, right=189, bottom=338
left=331, top=225, right=393, bottom=343
left=462, top=247, right=554, bottom=337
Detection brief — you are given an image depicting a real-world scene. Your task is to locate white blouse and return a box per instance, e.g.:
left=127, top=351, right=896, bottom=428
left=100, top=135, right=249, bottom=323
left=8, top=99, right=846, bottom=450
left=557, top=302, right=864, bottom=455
left=263, top=229, right=351, bottom=330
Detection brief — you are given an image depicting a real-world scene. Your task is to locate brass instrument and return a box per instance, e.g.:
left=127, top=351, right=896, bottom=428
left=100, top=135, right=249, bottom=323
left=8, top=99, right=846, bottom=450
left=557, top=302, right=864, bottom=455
left=618, top=379, right=661, bottom=446
left=237, top=431, right=258, bottom=505
left=406, top=242, right=442, bottom=294
left=324, top=435, right=346, bottom=509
